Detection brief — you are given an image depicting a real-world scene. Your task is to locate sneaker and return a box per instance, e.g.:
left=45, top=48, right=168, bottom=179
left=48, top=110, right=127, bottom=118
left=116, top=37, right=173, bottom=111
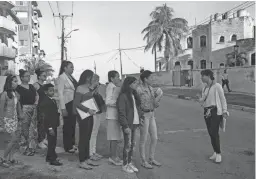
left=38, top=142, right=47, bottom=149
left=209, top=152, right=217, bottom=160
left=215, top=154, right=222, bottom=163
left=129, top=163, right=138, bottom=172
left=122, top=164, right=134, bottom=173
left=94, top=153, right=103, bottom=158
left=109, top=157, right=123, bottom=166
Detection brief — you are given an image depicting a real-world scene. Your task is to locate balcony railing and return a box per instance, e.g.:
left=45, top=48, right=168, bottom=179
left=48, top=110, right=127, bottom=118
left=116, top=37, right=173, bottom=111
left=0, top=43, right=16, bottom=59
left=0, top=16, right=16, bottom=35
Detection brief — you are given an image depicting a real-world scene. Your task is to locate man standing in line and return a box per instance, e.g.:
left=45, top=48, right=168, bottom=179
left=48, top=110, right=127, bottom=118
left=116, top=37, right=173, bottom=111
left=222, top=70, right=232, bottom=92
left=136, top=70, right=163, bottom=169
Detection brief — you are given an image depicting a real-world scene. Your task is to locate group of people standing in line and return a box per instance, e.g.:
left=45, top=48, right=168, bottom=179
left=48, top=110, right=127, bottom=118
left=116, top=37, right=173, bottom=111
left=0, top=60, right=228, bottom=172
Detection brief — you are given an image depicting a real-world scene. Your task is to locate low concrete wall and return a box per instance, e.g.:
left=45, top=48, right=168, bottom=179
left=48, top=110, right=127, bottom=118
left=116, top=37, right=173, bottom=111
left=125, top=66, right=255, bottom=94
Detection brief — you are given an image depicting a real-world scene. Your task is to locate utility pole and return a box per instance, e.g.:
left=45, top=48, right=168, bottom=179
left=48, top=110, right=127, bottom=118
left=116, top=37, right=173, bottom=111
left=119, top=33, right=123, bottom=78
left=54, top=14, right=73, bottom=62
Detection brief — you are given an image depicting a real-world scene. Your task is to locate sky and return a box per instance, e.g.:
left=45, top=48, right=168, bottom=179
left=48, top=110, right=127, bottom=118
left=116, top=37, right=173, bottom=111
left=39, top=1, right=255, bottom=83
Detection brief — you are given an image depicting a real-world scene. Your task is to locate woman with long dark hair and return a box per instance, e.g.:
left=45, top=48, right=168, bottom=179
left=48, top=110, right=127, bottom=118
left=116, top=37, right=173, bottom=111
left=16, top=69, right=39, bottom=156
left=57, top=61, right=78, bottom=153
left=0, top=75, right=23, bottom=167
left=33, top=68, right=48, bottom=149
left=73, top=70, right=99, bottom=170
left=117, top=76, right=142, bottom=173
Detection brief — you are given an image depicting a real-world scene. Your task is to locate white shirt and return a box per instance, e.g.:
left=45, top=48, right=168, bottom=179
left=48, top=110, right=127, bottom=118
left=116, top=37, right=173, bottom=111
left=132, top=95, right=140, bottom=125
left=105, top=82, right=120, bottom=120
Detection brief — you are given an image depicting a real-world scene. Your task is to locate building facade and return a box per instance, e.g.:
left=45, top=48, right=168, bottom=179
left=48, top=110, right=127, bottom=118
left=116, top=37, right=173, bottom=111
left=0, top=1, right=21, bottom=75
left=13, top=1, right=42, bottom=73
left=192, top=9, right=255, bottom=69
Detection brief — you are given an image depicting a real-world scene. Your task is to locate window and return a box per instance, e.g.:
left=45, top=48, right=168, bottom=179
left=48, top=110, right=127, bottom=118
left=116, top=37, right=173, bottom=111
left=175, top=61, right=180, bottom=66
left=219, top=36, right=225, bottom=43
left=187, top=60, right=193, bottom=69
left=24, top=25, right=28, bottom=31
left=220, top=63, right=225, bottom=67
left=19, top=40, right=28, bottom=46
left=187, top=37, right=193, bottom=48
left=200, top=35, right=206, bottom=47
left=251, top=53, right=255, bottom=66
left=210, top=62, right=213, bottom=69
left=231, top=34, right=237, bottom=41
left=19, top=25, right=28, bottom=31
left=200, top=60, right=206, bottom=69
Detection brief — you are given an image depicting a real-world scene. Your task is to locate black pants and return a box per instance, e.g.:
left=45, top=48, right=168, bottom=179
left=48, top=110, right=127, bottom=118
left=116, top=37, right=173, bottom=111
left=63, top=101, right=76, bottom=151
left=222, top=79, right=231, bottom=92
left=46, top=128, right=57, bottom=162
left=204, top=107, right=222, bottom=154
left=122, top=125, right=137, bottom=165
left=37, top=107, right=46, bottom=143
left=78, top=115, right=94, bottom=162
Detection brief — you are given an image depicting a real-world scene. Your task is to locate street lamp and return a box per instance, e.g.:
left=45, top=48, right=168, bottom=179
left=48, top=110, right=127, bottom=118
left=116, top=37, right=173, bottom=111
left=234, top=45, right=239, bottom=66
left=64, top=28, right=79, bottom=39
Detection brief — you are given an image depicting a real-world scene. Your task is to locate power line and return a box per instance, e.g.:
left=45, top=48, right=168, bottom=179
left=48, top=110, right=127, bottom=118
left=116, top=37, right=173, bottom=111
left=121, top=46, right=145, bottom=51
left=122, top=51, right=140, bottom=68
left=57, top=2, right=60, bottom=14
left=48, top=2, right=57, bottom=28
left=106, top=51, right=119, bottom=63
left=72, top=49, right=118, bottom=60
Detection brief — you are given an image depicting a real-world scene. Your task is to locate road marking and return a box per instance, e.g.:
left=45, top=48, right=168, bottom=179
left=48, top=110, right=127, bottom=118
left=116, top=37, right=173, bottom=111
left=160, top=128, right=207, bottom=135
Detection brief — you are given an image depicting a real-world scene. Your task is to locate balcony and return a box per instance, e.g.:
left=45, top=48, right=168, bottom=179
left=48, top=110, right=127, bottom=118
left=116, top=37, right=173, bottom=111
left=32, top=41, right=38, bottom=47
left=0, top=16, right=16, bottom=35
left=33, top=8, right=42, bottom=18
left=32, top=28, right=38, bottom=35
left=0, top=43, right=16, bottom=59
left=0, top=1, right=15, bottom=10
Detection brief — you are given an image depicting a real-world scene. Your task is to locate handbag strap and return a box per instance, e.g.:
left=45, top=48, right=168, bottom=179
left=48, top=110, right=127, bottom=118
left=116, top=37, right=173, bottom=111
left=203, top=82, right=213, bottom=102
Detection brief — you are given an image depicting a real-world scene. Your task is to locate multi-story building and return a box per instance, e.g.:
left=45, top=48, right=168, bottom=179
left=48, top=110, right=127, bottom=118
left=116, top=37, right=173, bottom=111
left=13, top=1, right=42, bottom=72
left=192, top=9, right=255, bottom=69
left=0, top=1, right=21, bottom=75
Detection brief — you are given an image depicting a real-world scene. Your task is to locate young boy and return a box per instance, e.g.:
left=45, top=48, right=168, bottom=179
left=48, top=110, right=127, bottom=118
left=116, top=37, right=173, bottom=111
left=40, top=83, right=62, bottom=166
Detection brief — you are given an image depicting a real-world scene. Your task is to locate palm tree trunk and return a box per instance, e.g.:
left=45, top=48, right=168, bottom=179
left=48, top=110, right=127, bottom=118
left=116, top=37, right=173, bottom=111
left=154, top=46, right=157, bottom=72
left=165, top=58, right=169, bottom=72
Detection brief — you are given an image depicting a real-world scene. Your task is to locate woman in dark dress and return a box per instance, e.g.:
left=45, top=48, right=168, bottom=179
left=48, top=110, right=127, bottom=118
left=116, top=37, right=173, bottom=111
left=16, top=69, right=39, bottom=156
left=33, top=68, right=47, bottom=149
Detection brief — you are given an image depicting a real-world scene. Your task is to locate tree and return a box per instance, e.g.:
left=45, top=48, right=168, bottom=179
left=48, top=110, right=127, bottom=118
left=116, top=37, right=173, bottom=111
left=19, top=55, right=54, bottom=77
left=142, top=3, right=188, bottom=71
left=226, top=52, right=248, bottom=67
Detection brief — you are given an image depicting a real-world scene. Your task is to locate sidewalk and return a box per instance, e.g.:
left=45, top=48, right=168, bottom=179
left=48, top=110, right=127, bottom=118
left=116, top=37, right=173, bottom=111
left=0, top=120, right=138, bottom=179
left=162, top=87, right=255, bottom=109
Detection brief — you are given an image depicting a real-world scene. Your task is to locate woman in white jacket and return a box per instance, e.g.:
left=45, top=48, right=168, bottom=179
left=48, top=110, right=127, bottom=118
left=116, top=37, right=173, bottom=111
left=57, top=61, right=78, bottom=153
left=197, top=69, right=229, bottom=163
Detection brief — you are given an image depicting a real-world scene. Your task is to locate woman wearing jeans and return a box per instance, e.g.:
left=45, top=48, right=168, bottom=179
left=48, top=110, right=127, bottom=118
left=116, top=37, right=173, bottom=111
left=197, top=69, right=229, bottom=163
left=117, top=76, right=142, bottom=173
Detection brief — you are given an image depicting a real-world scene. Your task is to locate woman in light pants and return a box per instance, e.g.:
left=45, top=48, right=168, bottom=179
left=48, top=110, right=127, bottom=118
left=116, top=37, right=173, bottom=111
left=90, top=112, right=104, bottom=160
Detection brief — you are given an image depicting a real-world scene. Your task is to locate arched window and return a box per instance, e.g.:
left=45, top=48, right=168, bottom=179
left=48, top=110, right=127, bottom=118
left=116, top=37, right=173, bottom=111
left=251, top=53, right=255, bottom=66
left=175, top=61, right=180, bottom=66
left=219, top=36, right=225, bottom=43
left=200, top=60, right=206, bottom=69
left=231, top=34, right=237, bottom=41
left=187, top=37, right=193, bottom=49
left=187, top=60, right=193, bottom=69
left=200, top=35, right=207, bottom=47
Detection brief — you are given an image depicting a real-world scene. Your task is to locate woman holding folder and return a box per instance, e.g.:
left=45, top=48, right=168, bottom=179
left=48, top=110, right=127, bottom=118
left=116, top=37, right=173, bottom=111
left=73, top=70, right=99, bottom=170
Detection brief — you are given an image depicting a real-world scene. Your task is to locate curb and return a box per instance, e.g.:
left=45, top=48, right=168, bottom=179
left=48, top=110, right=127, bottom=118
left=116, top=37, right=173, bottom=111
left=164, top=93, right=255, bottom=113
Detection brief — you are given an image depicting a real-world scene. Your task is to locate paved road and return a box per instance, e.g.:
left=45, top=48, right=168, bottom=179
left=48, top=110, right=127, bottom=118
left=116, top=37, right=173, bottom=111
left=0, top=96, right=254, bottom=179
left=133, top=96, right=255, bottom=179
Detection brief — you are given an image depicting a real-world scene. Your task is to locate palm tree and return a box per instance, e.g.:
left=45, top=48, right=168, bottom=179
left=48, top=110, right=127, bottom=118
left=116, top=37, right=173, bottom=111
left=19, top=55, right=54, bottom=77
left=226, top=52, right=248, bottom=67
left=142, top=3, right=188, bottom=71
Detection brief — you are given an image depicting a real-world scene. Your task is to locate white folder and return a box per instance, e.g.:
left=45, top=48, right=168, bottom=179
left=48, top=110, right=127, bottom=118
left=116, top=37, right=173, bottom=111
left=76, top=98, right=99, bottom=119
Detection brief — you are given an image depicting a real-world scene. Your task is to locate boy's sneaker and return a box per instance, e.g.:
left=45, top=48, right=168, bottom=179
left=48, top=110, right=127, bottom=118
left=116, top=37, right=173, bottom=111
left=108, top=157, right=123, bottom=166
left=215, top=154, right=222, bottom=163
left=129, top=163, right=138, bottom=172
left=209, top=152, right=217, bottom=160
left=122, top=164, right=134, bottom=173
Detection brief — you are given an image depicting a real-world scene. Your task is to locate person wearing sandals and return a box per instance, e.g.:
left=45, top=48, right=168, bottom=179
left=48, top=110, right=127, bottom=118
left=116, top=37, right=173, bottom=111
left=89, top=74, right=105, bottom=161
left=106, top=70, right=123, bottom=166
left=197, top=69, right=229, bottom=163
left=136, top=70, right=163, bottom=169
left=0, top=75, right=24, bottom=167
left=40, top=83, right=62, bottom=166
left=73, top=70, right=100, bottom=170
left=33, top=68, right=48, bottom=149
left=57, top=61, right=78, bottom=153
left=117, top=76, right=142, bottom=173
left=16, top=69, right=39, bottom=156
